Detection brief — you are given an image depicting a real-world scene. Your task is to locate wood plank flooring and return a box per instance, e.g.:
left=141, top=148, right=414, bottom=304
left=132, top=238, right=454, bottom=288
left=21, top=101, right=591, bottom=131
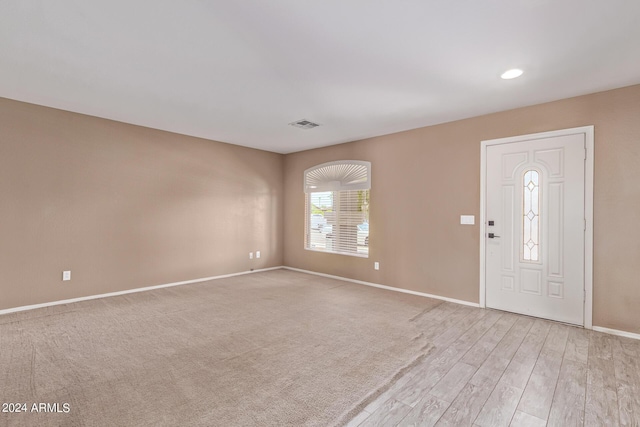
left=345, top=305, right=640, bottom=427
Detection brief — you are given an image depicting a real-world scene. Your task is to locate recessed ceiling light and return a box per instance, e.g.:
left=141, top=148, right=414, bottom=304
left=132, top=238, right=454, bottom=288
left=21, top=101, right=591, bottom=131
left=501, top=69, right=524, bottom=79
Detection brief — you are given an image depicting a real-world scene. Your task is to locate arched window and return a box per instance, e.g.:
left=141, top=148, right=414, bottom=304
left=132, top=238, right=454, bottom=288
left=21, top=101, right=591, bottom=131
left=304, top=161, right=371, bottom=257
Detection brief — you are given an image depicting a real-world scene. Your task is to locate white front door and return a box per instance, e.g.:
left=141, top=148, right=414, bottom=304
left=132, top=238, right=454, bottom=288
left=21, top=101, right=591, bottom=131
left=485, top=133, right=585, bottom=325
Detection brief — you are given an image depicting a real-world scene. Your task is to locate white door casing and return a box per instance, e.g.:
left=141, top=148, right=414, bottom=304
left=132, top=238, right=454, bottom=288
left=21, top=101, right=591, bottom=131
left=480, top=127, right=594, bottom=327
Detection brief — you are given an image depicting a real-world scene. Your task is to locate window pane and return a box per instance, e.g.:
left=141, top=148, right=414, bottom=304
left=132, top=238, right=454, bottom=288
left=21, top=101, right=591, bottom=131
left=523, top=170, right=539, bottom=262
left=306, top=190, right=369, bottom=257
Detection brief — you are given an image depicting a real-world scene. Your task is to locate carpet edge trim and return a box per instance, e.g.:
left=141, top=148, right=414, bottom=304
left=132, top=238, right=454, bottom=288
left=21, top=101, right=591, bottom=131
left=333, top=350, right=429, bottom=427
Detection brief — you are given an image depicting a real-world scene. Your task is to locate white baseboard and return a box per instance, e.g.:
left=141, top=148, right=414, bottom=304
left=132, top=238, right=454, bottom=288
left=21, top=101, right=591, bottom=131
left=0, top=266, right=285, bottom=316
left=592, top=326, right=640, bottom=341
left=283, top=266, right=480, bottom=308
left=11, top=265, right=637, bottom=341
left=285, top=268, right=640, bottom=339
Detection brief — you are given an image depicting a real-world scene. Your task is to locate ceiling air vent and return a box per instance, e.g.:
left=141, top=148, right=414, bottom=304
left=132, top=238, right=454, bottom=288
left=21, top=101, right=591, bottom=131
left=289, top=119, right=320, bottom=129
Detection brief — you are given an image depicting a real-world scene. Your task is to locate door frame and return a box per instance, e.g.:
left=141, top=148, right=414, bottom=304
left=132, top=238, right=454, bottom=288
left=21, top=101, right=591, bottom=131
left=479, top=126, right=594, bottom=328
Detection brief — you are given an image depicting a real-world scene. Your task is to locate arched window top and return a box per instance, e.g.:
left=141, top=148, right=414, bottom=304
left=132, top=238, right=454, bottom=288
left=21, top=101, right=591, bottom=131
left=304, top=160, right=371, bottom=193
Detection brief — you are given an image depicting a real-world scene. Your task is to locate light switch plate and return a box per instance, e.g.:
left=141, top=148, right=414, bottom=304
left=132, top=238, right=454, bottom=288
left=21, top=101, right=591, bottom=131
left=62, top=271, right=71, bottom=281
left=460, top=215, right=475, bottom=225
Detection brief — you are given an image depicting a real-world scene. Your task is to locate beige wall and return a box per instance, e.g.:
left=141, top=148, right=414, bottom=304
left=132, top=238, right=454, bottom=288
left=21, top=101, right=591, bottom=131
left=284, top=84, right=640, bottom=335
left=3, top=85, right=639, bottom=335
left=0, top=97, right=284, bottom=310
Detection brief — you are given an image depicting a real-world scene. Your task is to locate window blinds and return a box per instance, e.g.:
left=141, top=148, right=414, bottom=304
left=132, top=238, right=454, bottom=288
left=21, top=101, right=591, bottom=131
left=304, top=161, right=371, bottom=257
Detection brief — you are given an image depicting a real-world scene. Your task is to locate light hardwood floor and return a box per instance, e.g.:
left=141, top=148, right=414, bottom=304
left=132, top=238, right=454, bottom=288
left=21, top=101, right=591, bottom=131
left=345, top=303, right=640, bottom=427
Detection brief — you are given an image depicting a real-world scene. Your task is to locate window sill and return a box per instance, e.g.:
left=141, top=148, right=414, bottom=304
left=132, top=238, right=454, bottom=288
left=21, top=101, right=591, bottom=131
left=304, top=247, right=369, bottom=258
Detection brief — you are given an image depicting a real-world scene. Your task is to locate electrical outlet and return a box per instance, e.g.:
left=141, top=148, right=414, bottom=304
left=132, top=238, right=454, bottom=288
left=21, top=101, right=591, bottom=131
left=374, top=262, right=379, bottom=270
left=249, top=252, right=253, bottom=260
left=256, top=251, right=261, bottom=259
left=62, top=271, right=71, bottom=281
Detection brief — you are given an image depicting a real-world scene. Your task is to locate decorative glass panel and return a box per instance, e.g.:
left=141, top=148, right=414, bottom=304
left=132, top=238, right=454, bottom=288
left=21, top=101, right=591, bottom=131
left=523, top=170, right=539, bottom=261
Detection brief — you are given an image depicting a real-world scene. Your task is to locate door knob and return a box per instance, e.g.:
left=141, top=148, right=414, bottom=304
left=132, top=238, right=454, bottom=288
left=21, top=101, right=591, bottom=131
left=488, top=233, right=500, bottom=238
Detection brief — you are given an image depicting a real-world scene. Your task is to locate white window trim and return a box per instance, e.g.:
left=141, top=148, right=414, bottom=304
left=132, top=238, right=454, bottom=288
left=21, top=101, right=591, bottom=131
left=304, top=160, right=371, bottom=257
left=304, top=160, right=371, bottom=193
left=304, top=247, right=370, bottom=258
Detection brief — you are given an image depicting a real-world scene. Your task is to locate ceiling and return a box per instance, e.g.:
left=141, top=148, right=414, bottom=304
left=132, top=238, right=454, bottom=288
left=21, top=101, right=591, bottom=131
left=1, top=1, right=639, bottom=154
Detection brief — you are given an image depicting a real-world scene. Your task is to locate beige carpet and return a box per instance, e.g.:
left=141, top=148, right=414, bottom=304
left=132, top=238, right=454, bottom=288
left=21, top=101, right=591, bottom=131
left=0, top=269, right=443, bottom=426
